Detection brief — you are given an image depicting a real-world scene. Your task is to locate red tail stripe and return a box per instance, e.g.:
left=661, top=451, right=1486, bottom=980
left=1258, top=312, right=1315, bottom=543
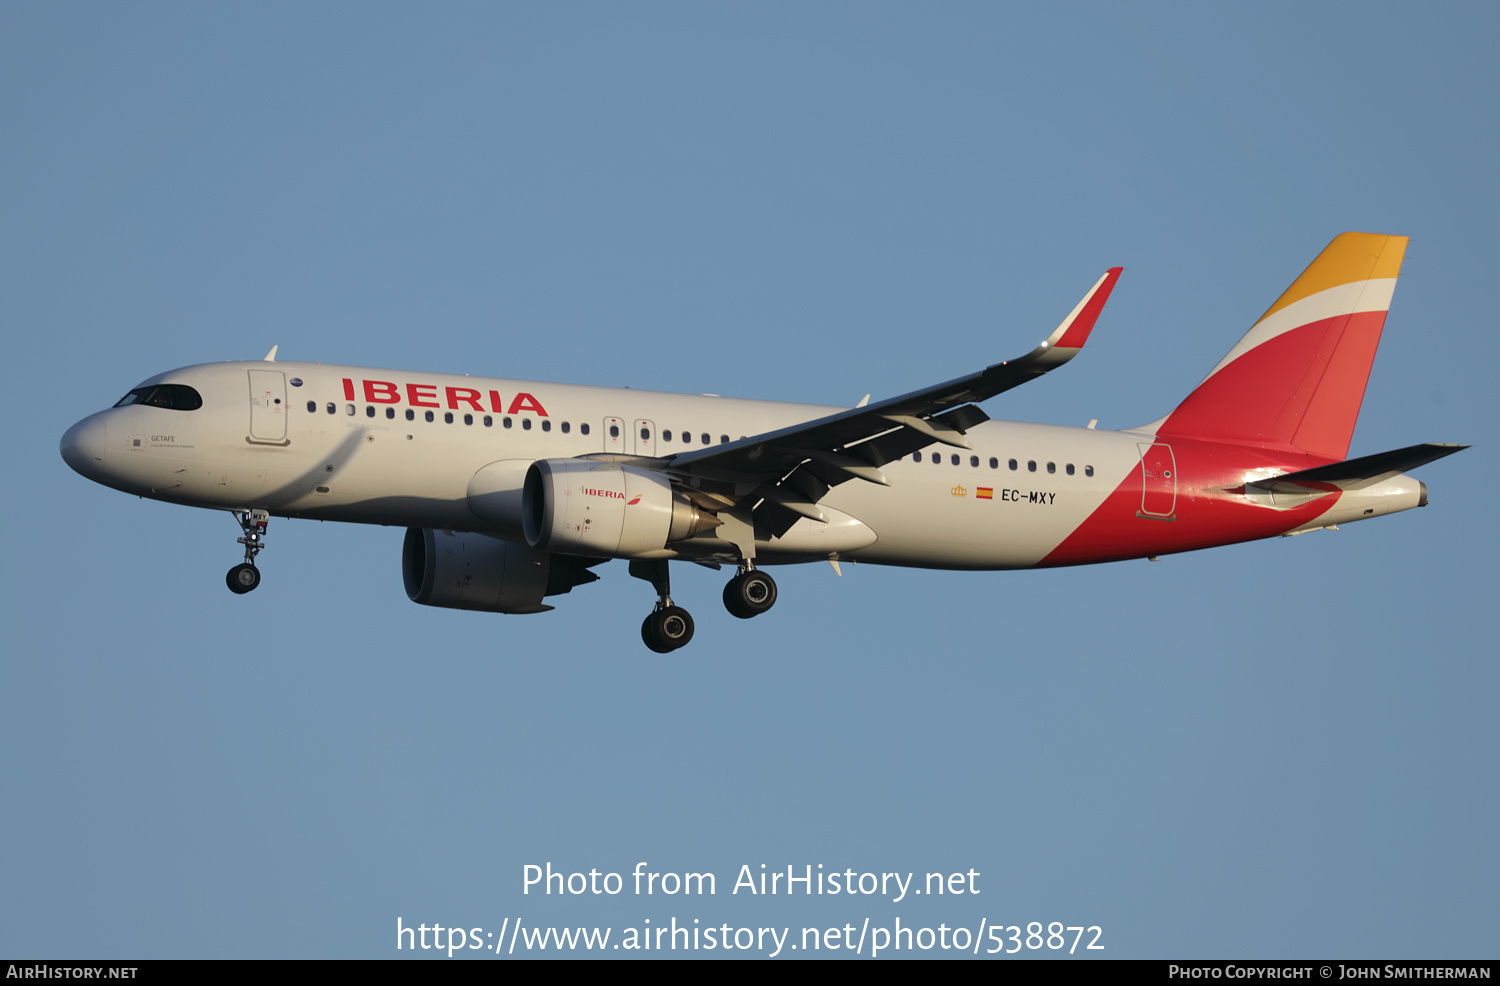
left=1156, top=310, right=1388, bottom=459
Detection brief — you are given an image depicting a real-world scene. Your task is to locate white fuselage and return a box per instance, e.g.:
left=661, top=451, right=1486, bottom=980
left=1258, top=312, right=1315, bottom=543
left=60, top=359, right=1423, bottom=573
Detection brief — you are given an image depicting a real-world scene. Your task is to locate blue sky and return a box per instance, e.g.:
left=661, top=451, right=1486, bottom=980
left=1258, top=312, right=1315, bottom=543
left=3, top=3, right=1495, bottom=959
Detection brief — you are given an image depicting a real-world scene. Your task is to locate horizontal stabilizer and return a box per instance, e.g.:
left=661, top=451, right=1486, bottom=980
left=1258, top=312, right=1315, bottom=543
left=1253, top=443, right=1467, bottom=493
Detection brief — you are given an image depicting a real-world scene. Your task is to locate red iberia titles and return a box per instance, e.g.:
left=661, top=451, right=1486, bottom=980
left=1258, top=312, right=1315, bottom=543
left=341, top=378, right=548, bottom=416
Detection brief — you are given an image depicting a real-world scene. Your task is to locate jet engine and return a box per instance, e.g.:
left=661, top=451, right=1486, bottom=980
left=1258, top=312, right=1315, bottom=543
left=522, top=459, right=719, bottom=557
left=402, top=527, right=600, bottom=614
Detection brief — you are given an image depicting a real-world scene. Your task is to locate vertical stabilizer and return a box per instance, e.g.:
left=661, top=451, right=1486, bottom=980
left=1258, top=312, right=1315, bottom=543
left=1150, top=233, right=1407, bottom=461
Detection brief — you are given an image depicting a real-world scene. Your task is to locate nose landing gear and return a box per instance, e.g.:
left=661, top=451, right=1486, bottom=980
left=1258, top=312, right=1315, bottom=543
left=723, top=565, right=777, bottom=619
left=226, top=508, right=269, bottom=595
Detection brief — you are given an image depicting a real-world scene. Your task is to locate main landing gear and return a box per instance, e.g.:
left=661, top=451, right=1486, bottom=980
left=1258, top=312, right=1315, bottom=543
left=723, top=565, right=777, bottom=619
left=226, top=508, right=269, bottom=595
left=629, top=559, right=779, bottom=652
left=630, top=559, right=695, bottom=653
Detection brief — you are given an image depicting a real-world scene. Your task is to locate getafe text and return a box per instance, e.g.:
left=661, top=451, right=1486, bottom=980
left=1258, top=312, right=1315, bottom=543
left=522, top=862, right=979, bottom=904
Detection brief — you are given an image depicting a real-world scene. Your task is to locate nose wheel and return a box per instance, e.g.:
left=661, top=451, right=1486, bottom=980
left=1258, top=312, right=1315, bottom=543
left=227, top=563, right=261, bottom=594
left=724, top=566, right=777, bottom=618
left=226, top=508, right=270, bottom=594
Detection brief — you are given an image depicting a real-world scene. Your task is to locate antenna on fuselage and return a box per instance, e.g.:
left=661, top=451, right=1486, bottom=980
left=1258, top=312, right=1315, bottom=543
left=263, top=345, right=278, bottom=362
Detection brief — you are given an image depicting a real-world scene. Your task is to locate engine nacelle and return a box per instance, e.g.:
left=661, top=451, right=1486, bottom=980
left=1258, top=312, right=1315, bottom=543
left=466, top=458, right=533, bottom=538
left=523, top=459, right=718, bottom=557
left=402, top=527, right=599, bottom=614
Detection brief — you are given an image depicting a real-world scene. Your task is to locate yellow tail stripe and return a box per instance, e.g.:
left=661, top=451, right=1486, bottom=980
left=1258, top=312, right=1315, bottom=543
left=1258, top=233, right=1408, bottom=322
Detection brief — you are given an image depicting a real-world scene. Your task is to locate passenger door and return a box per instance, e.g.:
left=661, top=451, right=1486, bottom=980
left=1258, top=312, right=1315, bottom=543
left=248, top=370, right=288, bottom=444
left=1136, top=442, right=1176, bottom=518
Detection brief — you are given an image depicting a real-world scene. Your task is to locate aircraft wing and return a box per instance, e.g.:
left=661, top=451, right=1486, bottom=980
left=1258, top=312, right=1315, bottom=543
left=664, top=267, right=1123, bottom=534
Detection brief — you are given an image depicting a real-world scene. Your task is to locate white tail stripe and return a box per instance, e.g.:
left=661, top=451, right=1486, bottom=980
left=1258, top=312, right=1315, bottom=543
left=1200, top=277, right=1397, bottom=383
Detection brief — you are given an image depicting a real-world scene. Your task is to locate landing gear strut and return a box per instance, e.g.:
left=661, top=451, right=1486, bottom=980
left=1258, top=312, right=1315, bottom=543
left=226, top=508, right=269, bottom=595
left=630, top=559, right=695, bottom=653
left=723, top=564, right=777, bottom=619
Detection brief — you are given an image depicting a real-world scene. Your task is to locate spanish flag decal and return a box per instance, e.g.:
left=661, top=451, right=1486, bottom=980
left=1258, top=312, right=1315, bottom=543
left=977, top=487, right=993, bottom=499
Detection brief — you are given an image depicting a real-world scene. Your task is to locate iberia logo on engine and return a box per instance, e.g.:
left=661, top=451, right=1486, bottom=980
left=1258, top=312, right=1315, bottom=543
left=583, top=489, right=642, bottom=505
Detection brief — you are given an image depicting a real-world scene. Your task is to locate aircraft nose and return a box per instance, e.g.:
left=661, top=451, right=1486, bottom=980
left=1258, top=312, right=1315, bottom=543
left=60, top=413, right=109, bottom=480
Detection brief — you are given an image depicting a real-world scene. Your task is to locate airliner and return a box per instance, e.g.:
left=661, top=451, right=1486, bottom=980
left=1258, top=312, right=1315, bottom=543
left=60, top=233, right=1464, bottom=651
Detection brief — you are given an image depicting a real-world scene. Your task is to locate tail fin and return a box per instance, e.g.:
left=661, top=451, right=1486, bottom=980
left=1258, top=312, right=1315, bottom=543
left=1148, top=232, right=1408, bottom=460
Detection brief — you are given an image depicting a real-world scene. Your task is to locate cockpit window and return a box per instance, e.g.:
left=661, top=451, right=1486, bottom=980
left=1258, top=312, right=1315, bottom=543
left=113, top=384, right=203, bottom=411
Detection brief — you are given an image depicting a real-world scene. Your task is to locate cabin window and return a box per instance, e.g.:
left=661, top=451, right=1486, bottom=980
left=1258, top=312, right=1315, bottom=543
left=424, top=410, right=434, bottom=422
left=365, top=406, right=375, bottom=418
left=386, top=407, right=395, bottom=419
left=483, top=415, right=493, bottom=427
left=327, top=403, right=336, bottom=414
left=542, top=420, right=551, bottom=432
left=444, top=412, right=453, bottom=424
left=561, top=422, right=570, bottom=434
left=580, top=423, right=590, bottom=436
left=1028, top=460, right=1037, bottom=472
left=610, top=424, right=619, bottom=438
left=503, top=417, right=513, bottom=429
left=970, top=455, right=979, bottom=467
left=306, top=401, right=316, bottom=413
left=1066, top=463, right=1075, bottom=475
left=463, top=413, right=473, bottom=425
left=989, top=457, right=998, bottom=469
left=1085, top=465, right=1094, bottom=477
left=721, top=435, right=730, bottom=444
left=701, top=433, right=710, bottom=445
left=640, top=427, right=650, bottom=441
left=914, top=451, right=923, bottom=462
left=523, top=418, right=532, bottom=430
left=1008, top=458, right=1017, bottom=470
left=1047, top=462, right=1056, bottom=474
left=663, top=430, right=673, bottom=442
